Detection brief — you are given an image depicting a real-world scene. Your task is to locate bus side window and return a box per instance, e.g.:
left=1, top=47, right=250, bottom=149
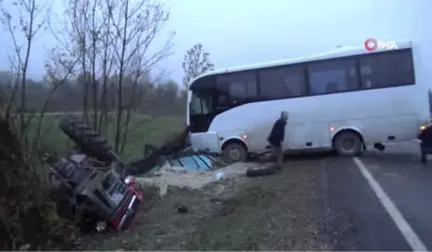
left=217, top=81, right=231, bottom=108
left=307, top=58, right=358, bottom=95
left=359, top=50, right=415, bottom=89
left=230, top=81, right=246, bottom=102
left=218, top=93, right=230, bottom=107
left=360, top=65, right=373, bottom=89
left=259, top=66, right=305, bottom=99
left=216, top=72, right=257, bottom=106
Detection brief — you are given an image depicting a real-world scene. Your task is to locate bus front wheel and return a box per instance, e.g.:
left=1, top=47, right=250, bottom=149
left=222, top=142, right=247, bottom=164
left=333, top=131, right=362, bottom=156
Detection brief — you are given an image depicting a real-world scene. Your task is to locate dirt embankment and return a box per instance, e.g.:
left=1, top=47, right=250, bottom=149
left=81, top=161, right=333, bottom=251
left=0, top=118, right=78, bottom=250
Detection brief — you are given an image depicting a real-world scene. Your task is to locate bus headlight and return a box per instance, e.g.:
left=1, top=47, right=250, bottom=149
left=420, top=121, right=431, bottom=131
left=241, top=134, right=247, bottom=141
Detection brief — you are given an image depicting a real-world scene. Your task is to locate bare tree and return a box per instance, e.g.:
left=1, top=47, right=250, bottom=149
left=49, top=0, right=108, bottom=129
left=32, top=48, right=79, bottom=154
left=97, top=0, right=117, bottom=135
left=71, top=0, right=92, bottom=124
left=0, top=0, right=49, bottom=146
left=49, top=0, right=173, bottom=152
left=182, top=43, right=215, bottom=89
left=107, top=0, right=174, bottom=153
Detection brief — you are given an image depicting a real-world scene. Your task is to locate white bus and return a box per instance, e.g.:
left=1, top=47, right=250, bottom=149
left=186, top=40, right=430, bottom=163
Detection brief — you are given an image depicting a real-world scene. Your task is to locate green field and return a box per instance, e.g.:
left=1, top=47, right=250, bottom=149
left=26, top=113, right=185, bottom=161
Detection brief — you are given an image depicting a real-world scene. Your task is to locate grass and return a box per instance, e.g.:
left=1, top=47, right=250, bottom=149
left=186, top=184, right=278, bottom=251
left=25, top=113, right=185, bottom=161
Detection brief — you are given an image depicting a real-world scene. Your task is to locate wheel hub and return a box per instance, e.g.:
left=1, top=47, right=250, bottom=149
left=229, top=149, right=241, bottom=161
left=341, top=138, right=355, bottom=152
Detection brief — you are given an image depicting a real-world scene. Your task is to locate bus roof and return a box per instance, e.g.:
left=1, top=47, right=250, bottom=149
left=190, top=39, right=412, bottom=86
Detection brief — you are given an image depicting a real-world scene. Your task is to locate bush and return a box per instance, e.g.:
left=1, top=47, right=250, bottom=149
left=0, top=116, right=78, bottom=250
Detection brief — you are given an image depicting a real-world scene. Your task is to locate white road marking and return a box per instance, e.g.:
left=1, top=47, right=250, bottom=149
left=353, top=157, right=427, bottom=252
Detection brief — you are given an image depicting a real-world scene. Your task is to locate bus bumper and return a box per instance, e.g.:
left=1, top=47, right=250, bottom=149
left=190, top=132, right=221, bottom=154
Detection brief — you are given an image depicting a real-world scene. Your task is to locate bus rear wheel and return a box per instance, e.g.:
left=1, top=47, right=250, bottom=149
left=222, top=142, right=247, bottom=164
left=333, top=131, right=362, bottom=156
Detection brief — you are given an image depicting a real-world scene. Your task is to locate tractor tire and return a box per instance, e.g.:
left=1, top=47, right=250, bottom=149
left=59, top=115, right=114, bottom=164
left=246, top=166, right=276, bottom=177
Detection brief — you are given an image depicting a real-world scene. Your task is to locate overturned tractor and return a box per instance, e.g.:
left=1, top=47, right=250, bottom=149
left=47, top=114, right=223, bottom=232
left=47, top=116, right=143, bottom=232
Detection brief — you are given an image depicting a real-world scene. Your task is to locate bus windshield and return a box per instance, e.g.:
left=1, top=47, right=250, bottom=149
left=190, top=91, right=213, bottom=116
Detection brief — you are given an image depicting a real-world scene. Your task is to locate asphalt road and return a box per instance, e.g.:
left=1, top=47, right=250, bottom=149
left=306, top=141, right=431, bottom=251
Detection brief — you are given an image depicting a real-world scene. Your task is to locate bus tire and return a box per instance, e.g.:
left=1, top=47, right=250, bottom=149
left=333, top=131, right=362, bottom=156
left=222, top=142, right=247, bottom=164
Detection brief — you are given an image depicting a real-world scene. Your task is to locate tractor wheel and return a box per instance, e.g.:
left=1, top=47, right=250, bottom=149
left=246, top=166, right=276, bottom=177
left=59, top=115, right=114, bottom=163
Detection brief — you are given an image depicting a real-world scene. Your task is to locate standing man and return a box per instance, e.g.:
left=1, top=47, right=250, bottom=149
left=418, top=124, right=432, bottom=163
left=267, top=111, right=288, bottom=169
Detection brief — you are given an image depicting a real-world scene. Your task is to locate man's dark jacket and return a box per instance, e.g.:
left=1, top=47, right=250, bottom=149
left=268, top=118, right=286, bottom=147
left=418, top=125, right=432, bottom=151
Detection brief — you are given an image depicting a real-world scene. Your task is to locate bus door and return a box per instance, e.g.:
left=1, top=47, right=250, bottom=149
left=189, top=92, right=220, bottom=153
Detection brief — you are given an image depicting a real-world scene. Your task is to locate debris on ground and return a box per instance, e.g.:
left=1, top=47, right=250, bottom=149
left=80, top=160, right=332, bottom=251
left=136, top=162, right=268, bottom=196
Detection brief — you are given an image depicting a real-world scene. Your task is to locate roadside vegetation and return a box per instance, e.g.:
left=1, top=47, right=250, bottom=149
left=0, top=0, right=215, bottom=249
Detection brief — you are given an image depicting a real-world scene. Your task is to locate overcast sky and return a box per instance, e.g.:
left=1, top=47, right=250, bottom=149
left=0, top=0, right=430, bottom=83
